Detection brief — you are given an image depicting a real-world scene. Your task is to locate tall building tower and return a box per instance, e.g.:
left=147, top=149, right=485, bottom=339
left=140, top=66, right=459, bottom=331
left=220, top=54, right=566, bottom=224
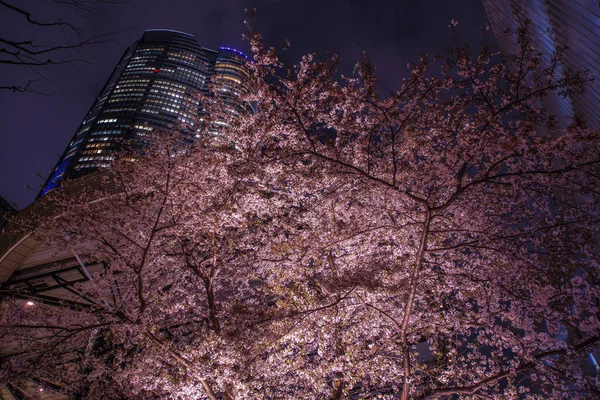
left=482, top=0, right=600, bottom=130
left=39, top=30, right=251, bottom=197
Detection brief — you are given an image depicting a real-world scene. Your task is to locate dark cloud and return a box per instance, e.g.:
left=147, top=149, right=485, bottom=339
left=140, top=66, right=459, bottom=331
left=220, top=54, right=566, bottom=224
left=0, top=0, right=490, bottom=209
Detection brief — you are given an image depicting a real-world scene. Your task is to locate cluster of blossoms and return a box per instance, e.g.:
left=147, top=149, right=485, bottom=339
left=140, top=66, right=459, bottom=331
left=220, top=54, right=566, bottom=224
left=1, top=19, right=599, bottom=399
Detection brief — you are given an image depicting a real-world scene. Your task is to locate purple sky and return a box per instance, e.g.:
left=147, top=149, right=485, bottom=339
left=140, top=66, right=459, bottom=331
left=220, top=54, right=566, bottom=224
left=0, top=0, right=491, bottom=210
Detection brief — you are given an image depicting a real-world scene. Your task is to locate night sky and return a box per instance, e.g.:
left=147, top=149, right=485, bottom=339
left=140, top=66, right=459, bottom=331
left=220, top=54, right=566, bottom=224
left=0, top=0, right=491, bottom=210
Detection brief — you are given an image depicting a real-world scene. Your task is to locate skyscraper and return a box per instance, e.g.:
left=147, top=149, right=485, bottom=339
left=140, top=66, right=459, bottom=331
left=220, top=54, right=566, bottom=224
left=482, top=0, right=600, bottom=130
left=39, top=29, right=251, bottom=197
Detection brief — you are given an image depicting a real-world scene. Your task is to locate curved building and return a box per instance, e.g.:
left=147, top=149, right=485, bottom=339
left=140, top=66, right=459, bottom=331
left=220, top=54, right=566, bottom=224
left=215, top=46, right=254, bottom=113
left=40, top=30, right=251, bottom=197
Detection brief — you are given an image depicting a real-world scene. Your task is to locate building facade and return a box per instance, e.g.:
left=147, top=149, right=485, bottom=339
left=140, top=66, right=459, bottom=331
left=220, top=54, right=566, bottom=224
left=0, top=195, right=16, bottom=230
left=39, top=30, right=251, bottom=197
left=482, top=0, right=600, bottom=130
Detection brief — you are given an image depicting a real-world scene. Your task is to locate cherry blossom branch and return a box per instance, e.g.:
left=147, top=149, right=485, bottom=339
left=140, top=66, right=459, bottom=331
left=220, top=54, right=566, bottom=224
left=418, top=335, right=600, bottom=399
left=143, top=330, right=219, bottom=400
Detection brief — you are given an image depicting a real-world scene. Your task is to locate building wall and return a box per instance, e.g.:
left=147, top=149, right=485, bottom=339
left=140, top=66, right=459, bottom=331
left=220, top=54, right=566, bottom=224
left=483, top=0, right=600, bottom=130
left=0, top=195, right=16, bottom=229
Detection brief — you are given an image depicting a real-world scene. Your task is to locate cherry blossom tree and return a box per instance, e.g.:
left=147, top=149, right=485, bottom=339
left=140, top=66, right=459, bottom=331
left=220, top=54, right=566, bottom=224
left=1, top=134, right=278, bottom=399
left=227, top=20, right=600, bottom=398
left=2, top=19, right=600, bottom=399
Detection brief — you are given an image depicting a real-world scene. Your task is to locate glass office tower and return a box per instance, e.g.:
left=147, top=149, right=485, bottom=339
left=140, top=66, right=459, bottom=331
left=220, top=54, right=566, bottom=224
left=482, top=0, right=600, bottom=130
left=39, top=30, right=251, bottom=197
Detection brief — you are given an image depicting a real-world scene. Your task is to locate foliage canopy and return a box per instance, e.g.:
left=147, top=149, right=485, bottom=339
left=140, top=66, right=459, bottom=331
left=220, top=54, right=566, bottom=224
left=2, top=21, right=600, bottom=399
